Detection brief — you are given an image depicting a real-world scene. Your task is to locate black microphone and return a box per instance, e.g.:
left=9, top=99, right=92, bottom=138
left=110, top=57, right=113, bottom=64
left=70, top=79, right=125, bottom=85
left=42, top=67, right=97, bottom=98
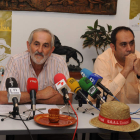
left=6, top=77, right=21, bottom=106
left=5, top=77, right=21, bottom=118
left=27, top=77, right=38, bottom=117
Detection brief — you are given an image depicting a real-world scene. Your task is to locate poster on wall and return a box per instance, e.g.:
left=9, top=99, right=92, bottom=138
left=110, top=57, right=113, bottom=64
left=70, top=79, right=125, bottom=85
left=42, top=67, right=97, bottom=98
left=129, top=0, right=140, bottom=30
left=0, top=11, right=12, bottom=73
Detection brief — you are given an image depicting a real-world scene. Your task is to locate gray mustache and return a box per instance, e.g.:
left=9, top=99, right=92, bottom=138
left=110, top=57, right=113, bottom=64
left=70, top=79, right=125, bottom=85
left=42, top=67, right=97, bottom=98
left=35, top=52, right=44, bottom=57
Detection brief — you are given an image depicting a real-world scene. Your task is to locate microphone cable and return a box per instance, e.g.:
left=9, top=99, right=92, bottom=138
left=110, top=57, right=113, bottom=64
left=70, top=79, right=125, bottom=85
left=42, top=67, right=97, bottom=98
left=103, top=90, right=120, bottom=102
left=112, top=95, right=120, bottom=102
left=130, top=108, right=140, bottom=119
left=0, top=115, right=33, bottom=121
left=130, top=108, right=140, bottom=115
left=127, top=107, right=140, bottom=119
left=18, top=112, right=34, bottom=140
left=0, top=108, right=34, bottom=140
left=92, top=104, right=100, bottom=111
left=68, top=100, right=78, bottom=140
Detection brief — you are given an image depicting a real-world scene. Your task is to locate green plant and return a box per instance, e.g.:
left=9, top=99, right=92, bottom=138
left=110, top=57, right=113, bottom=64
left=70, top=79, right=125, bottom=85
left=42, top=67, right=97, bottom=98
left=81, top=19, right=112, bottom=62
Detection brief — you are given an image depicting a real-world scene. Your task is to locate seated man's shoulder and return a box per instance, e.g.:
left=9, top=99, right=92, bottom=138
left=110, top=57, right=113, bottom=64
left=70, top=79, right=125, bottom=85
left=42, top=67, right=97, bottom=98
left=97, top=48, right=112, bottom=60
left=50, top=53, right=66, bottom=62
left=94, top=48, right=114, bottom=68
left=10, top=51, right=29, bottom=61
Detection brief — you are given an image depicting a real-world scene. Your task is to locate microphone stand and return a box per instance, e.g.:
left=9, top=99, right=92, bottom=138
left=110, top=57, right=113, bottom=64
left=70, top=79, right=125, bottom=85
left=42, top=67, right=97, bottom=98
left=59, top=88, right=75, bottom=116
left=23, top=108, right=46, bottom=120
left=75, top=94, right=94, bottom=115
left=102, top=91, right=107, bottom=102
left=96, top=92, right=106, bottom=108
left=96, top=96, right=101, bottom=108
left=1, top=97, right=27, bottom=121
left=23, top=90, right=46, bottom=120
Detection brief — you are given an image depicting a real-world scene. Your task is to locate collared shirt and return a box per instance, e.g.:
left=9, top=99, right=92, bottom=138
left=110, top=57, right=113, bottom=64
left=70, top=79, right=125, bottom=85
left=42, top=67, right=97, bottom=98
left=0, top=51, right=69, bottom=92
left=88, top=48, right=140, bottom=104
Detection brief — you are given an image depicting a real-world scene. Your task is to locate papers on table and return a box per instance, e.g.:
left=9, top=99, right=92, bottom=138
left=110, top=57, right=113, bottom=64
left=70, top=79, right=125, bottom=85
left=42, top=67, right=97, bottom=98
left=0, top=105, right=13, bottom=114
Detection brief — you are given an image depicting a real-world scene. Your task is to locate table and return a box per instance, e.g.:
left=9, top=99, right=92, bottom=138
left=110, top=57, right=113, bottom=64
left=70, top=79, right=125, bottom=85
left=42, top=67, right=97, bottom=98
left=0, top=104, right=99, bottom=135
left=0, top=104, right=139, bottom=139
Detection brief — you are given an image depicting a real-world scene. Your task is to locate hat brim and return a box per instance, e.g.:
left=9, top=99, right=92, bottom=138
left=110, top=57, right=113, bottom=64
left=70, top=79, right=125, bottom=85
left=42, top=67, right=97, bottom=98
left=89, top=117, right=140, bottom=132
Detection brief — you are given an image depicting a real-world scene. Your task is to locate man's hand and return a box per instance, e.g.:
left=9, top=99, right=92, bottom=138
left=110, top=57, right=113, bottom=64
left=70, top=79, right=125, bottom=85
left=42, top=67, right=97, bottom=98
left=121, top=54, right=137, bottom=78
left=124, top=53, right=137, bottom=72
left=36, top=86, right=59, bottom=100
left=36, top=86, right=73, bottom=104
left=134, top=58, right=140, bottom=76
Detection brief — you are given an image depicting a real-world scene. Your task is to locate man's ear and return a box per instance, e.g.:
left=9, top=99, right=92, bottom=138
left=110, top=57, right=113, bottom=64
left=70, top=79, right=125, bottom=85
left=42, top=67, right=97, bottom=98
left=49, top=46, right=55, bottom=56
left=110, top=43, right=116, bottom=52
left=51, top=46, right=55, bottom=53
left=27, top=41, right=30, bottom=52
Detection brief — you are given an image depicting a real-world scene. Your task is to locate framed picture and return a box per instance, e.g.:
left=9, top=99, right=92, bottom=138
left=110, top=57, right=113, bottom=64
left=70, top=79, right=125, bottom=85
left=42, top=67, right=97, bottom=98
left=1, top=0, right=117, bottom=15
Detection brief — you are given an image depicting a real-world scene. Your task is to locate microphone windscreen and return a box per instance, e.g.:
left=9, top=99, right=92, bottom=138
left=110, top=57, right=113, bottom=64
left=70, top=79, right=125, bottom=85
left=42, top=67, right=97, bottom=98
left=54, top=73, right=67, bottom=84
left=79, top=77, right=93, bottom=91
left=89, top=73, right=103, bottom=85
left=5, top=77, right=18, bottom=91
left=67, top=78, right=81, bottom=93
left=79, top=77, right=101, bottom=99
left=81, top=68, right=92, bottom=78
left=27, top=77, right=38, bottom=93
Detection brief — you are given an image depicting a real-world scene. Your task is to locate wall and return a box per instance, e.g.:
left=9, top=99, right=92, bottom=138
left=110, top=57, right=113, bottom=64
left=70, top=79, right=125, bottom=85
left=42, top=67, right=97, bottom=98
left=11, top=0, right=138, bottom=72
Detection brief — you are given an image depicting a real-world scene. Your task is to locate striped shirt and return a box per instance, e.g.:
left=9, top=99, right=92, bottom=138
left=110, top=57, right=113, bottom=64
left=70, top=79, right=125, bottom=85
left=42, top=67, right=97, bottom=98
left=0, top=51, right=70, bottom=92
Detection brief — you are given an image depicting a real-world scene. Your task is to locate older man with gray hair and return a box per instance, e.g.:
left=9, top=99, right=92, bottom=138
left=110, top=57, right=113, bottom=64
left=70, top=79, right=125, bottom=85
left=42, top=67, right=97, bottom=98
left=0, top=28, right=72, bottom=104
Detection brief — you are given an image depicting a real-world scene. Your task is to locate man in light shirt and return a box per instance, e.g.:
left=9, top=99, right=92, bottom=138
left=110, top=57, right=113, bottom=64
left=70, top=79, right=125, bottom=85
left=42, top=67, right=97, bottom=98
left=0, top=28, right=72, bottom=104
left=88, top=26, right=140, bottom=104
left=89, top=26, right=140, bottom=140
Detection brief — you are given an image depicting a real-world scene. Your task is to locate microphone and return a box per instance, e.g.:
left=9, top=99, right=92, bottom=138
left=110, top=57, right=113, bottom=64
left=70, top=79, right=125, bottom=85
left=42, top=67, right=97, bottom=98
left=0, top=68, right=4, bottom=76
left=67, top=77, right=93, bottom=106
left=27, top=77, right=38, bottom=116
left=81, top=68, right=113, bottom=96
left=79, top=77, right=105, bottom=103
left=6, top=77, right=21, bottom=106
left=2, top=68, right=4, bottom=76
left=54, top=73, right=70, bottom=102
left=5, top=77, right=21, bottom=118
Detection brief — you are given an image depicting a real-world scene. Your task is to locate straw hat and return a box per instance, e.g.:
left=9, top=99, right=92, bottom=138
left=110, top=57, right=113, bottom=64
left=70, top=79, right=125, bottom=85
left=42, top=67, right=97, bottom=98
left=89, top=101, right=140, bottom=132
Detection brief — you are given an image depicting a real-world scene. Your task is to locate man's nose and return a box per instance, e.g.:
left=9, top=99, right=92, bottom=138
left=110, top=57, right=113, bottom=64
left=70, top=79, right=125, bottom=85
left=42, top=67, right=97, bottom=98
left=126, top=44, right=132, bottom=51
left=38, top=45, right=43, bottom=52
